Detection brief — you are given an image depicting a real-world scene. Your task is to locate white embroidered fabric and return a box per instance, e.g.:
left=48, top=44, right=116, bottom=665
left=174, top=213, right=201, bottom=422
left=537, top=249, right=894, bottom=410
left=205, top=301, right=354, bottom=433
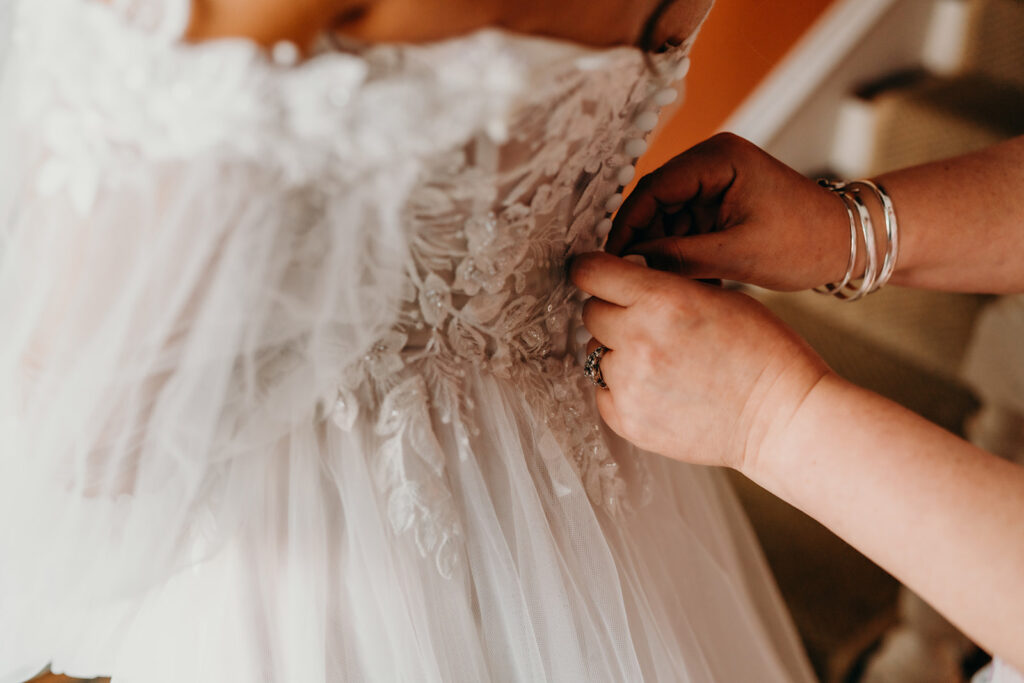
left=0, top=1, right=816, bottom=681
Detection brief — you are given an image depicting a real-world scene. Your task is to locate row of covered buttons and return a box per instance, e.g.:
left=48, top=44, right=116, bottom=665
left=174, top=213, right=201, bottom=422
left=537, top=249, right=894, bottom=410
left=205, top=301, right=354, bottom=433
left=594, top=56, right=690, bottom=243
left=578, top=56, right=691, bottom=357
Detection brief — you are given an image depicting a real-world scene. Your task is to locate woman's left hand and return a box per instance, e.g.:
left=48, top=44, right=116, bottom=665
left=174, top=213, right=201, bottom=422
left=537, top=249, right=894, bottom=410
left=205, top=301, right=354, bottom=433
left=570, top=251, right=831, bottom=472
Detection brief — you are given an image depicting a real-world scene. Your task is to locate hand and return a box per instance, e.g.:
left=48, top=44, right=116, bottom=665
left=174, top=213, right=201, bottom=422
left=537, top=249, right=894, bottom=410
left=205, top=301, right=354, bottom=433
left=570, top=251, right=831, bottom=472
left=607, top=133, right=853, bottom=292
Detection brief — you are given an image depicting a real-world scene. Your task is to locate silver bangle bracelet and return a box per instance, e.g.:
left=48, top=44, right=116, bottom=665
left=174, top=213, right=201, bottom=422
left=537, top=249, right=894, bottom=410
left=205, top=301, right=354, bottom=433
left=814, top=186, right=859, bottom=297
left=815, top=177, right=899, bottom=301
left=843, top=185, right=877, bottom=302
left=849, top=179, right=900, bottom=291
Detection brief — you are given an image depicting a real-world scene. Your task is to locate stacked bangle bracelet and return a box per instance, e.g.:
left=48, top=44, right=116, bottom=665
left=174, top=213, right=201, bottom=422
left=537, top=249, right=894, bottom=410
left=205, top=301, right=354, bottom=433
left=815, top=178, right=900, bottom=302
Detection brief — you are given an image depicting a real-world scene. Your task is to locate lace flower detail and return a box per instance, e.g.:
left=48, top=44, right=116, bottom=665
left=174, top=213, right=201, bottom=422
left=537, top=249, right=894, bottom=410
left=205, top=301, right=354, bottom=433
left=364, top=331, right=408, bottom=382
left=374, top=377, right=462, bottom=578
left=35, top=112, right=105, bottom=214
left=453, top=205, right=534, bottom=296
left=418, top=275, right=453, bottom=328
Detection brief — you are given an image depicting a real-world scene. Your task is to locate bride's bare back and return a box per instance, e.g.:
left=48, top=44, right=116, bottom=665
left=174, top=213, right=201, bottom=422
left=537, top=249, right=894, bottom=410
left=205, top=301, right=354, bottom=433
left=186, top=0, right=711, bottom=51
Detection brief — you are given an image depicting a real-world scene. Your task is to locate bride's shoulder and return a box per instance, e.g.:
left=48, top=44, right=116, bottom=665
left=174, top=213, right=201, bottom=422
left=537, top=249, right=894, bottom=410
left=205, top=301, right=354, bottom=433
left=646, top=0, right=713, bottom=50
left=335, top=0, right=712, bottom=49
left=181, top=0, right=712, bottom=51
left=185, top=0, right=366, bottom=47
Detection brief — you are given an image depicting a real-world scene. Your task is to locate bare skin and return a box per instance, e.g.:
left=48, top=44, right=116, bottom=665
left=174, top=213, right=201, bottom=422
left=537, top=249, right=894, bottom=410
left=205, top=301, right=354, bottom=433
left=572, top=133, right=1024, bottom=670
left=608, top=132, right=1024, bottom=293
left=183, top=0, right=711, bottom=50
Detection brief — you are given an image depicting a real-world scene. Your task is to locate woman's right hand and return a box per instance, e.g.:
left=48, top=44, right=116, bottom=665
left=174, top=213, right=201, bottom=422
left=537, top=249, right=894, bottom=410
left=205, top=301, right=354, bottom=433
left=607, top=133, right=855, bottom=292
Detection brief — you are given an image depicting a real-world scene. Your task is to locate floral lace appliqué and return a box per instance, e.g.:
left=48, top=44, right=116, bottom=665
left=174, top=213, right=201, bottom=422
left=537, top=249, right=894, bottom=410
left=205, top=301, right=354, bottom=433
left=330, top=44, right=687, bottom=575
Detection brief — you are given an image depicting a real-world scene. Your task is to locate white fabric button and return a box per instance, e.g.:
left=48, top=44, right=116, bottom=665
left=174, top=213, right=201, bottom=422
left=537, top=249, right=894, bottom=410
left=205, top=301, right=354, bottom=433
left=605, top=194, right=624, bottom=212
left=675, top=57, right=692, bottom=81
left=616, top=166, right=636, bottom=185
left=596, top=218, right=613, bottom=238
left=624, top=138, right=647, bottom=158
left=574, top=326, right=591, bottom=346
left=634, top=111, right=660, bottom=133
left=272, top=41, right=300, bottom=66
left=653, top=88, right=679, bottom=106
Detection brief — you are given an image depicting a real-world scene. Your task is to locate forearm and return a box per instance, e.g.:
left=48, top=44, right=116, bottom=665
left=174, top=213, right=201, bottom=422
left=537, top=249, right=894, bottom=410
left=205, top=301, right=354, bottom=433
left=747, top=373, right=1024, bottom=668
left=876, top=135, right=1024, bottom=293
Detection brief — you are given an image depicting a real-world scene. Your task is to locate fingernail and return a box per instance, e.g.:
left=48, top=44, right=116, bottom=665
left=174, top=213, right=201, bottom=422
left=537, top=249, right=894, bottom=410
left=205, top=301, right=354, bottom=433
left=623, top=254, right=648, bottom=267
left=574, top=325, right=591, bottom=345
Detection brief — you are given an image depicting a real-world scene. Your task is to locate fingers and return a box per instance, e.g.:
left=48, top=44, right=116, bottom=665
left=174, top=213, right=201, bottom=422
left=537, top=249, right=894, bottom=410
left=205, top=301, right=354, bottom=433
left=581, top=297, right=627, bottom=349
left=627, top=232, right=754, bottom=282
left=570, top=252, right=681, bottom=307
left=594, top=388, right=625, bottom=436
left=606, top=133, right=745, bottom=255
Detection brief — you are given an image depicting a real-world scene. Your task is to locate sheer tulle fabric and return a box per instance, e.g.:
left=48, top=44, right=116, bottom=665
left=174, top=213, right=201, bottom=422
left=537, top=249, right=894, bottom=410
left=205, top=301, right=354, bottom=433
left=0, top=2, right=815, bottom=681
left=3, top=371, right=810, bottom=682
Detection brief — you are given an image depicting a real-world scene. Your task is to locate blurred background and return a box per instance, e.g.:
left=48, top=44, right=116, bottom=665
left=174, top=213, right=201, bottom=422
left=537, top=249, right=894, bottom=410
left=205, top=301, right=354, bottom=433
left=639, top=0, right=1024, bottom=681
left=28, top=1, right=1024, bottom=682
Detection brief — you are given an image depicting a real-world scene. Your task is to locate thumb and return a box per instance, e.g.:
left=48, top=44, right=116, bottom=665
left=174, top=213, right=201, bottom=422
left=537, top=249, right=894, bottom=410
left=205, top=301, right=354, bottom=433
left=627, top=233, right=754, bottom=282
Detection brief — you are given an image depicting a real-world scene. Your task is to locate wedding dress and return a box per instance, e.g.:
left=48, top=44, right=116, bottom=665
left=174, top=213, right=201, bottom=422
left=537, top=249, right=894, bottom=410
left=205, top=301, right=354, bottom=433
left=0, top=1, right=816, bottom=681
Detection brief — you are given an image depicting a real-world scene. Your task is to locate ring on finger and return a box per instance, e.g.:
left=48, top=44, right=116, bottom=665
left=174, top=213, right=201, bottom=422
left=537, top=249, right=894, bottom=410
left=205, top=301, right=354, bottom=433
left=584, top=346, right=610, bottom=390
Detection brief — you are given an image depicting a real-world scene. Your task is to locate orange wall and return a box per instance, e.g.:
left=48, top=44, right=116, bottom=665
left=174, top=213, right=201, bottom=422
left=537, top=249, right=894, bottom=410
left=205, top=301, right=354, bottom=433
left=641, top=0, right=838, bottom=174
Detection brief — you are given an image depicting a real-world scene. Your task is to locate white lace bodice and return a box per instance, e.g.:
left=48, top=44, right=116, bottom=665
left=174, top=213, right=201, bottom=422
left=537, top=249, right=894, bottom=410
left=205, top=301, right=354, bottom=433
left=2, top=0, right=695, bottom=577
left=348, top=42, right=689, bottom=571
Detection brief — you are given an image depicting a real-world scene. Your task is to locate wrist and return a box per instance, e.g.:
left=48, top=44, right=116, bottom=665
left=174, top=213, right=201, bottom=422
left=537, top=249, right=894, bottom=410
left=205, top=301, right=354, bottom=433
left=739, top=369, right=846, bottom=494
left=815, top=184, right=859, bottom=286
left=873, top=175, right=924, bottom=288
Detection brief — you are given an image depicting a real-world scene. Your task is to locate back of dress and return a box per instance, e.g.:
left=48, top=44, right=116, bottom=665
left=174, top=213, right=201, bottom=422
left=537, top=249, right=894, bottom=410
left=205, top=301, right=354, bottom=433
left=0, top=2, right=816, bottom=681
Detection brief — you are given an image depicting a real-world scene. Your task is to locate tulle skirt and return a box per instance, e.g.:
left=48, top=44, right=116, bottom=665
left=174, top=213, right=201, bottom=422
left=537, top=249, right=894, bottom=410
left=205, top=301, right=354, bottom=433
left=0, top=368, right=814, bottom=683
